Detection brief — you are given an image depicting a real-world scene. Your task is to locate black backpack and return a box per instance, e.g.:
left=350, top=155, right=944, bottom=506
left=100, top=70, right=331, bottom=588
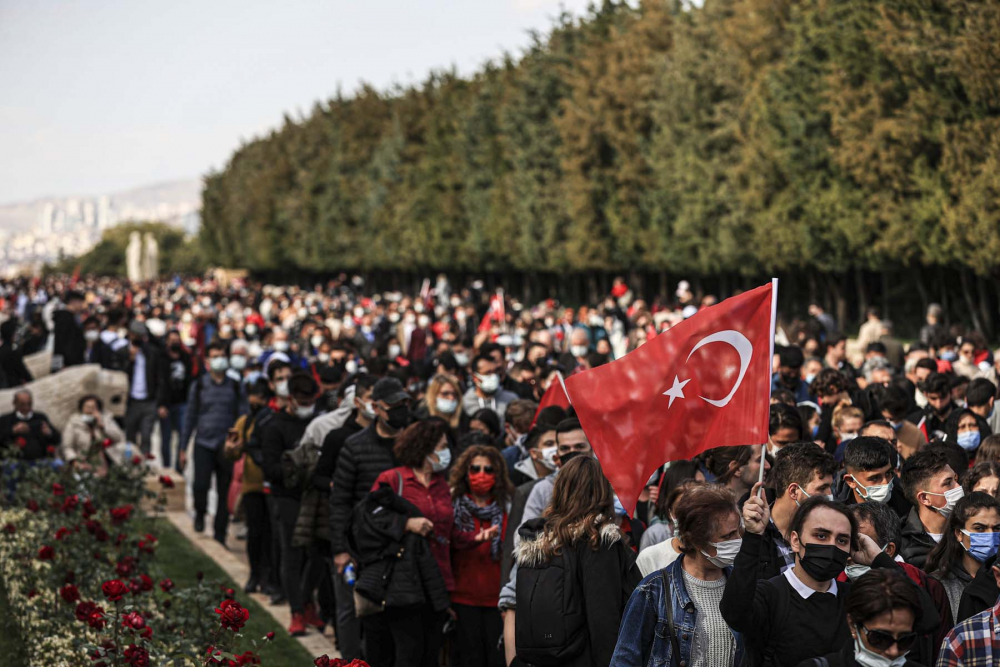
left=514, top=544, right=586, bottom=665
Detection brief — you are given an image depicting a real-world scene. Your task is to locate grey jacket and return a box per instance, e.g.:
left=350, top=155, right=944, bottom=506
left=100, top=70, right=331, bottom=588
left=180, top=374, right=247, bottom=451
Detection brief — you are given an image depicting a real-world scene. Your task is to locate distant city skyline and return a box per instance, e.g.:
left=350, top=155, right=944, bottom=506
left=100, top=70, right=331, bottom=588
left=0, top=0, right=592, bottom=207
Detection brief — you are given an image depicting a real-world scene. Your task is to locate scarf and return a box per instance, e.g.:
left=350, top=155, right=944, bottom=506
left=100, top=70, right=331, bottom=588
left=453, top=494, right=504, bottom=561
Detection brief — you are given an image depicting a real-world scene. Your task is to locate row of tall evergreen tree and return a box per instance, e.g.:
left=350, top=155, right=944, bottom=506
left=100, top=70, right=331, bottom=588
left=200, top=0, right=1000, bottom=284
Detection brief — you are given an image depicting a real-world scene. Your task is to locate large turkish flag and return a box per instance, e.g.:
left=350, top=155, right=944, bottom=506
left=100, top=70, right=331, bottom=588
left=565, top=280, right=776, bottom=515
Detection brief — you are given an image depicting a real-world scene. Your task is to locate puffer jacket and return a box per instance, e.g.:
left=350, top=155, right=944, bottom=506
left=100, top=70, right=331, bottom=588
left=899, top=507, right=937, bottom=570
left=350, top=485, right=449, bottom=612
left=293, top=488, right=329, bottom=548
left=328, top=423, right=397, bottom=554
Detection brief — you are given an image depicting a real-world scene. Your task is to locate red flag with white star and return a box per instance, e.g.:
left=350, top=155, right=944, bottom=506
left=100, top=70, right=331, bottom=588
left=565, top=280, right=776, bottom=515
left=532, top=371, right=571, bottom=427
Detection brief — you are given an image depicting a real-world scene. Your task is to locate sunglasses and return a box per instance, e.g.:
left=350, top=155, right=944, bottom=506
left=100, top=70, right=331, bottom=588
left=860, top=625, right=917, bottom=652
left=469, top=465, right=495, bottom=474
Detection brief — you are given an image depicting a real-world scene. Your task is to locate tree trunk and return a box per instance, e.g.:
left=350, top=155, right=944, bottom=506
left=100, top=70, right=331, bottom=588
left=881, top=271, right=890, bottom=322
left=854, top=268, right=868, bottom=329
left=959, top=269, right=984, bottom=334
left=976, top=274, right=994, bottom=340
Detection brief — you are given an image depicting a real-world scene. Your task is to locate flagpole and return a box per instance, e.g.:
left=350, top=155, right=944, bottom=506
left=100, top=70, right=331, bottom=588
left=556, top=371, right=572, bottom=406
left=758, top=277, right=779, bottom=497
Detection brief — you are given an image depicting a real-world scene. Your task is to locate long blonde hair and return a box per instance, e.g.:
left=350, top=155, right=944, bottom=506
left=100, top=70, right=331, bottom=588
left=425, top=374, right=462, bottom=428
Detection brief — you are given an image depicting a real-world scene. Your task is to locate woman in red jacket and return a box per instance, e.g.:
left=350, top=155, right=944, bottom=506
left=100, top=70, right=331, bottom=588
left=449, top=444, right=514, bottom=667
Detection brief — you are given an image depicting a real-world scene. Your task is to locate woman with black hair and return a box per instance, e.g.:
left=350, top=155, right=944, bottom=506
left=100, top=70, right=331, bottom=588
left=944, top=408, right=992, bottom=458
left=925, top=491, right=1000, bottom=618
left=768, top=403, right=804, bottom=456
left=962, top=461, right=1000, bottom=497
left=798, top=569, right=927, bottom=666
left=469, top=407, right=502, bottom=444
left=704, top=444, right=771, bottom=502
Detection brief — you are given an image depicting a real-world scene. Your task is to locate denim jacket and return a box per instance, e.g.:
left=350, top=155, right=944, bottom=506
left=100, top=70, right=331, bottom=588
left=611, top=555, right=748, bottom=667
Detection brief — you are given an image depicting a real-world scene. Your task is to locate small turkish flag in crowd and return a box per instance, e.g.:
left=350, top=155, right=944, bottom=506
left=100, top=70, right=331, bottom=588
left=532, top=371, right=571, bottom=427
left=478, top=292, right=506, bottom=332
left=566, top=280, right=776, bottom=515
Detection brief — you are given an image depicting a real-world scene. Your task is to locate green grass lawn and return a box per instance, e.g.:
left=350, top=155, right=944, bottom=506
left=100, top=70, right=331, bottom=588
left=0, top=575, right=28, bottom=667
left=154, top=519, right=316, bottom=666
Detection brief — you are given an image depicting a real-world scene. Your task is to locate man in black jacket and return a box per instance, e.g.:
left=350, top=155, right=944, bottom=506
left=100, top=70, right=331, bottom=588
left=82, top=317, right=119, bottom=369
left=328, top=376, right=411, bottom=660
left=0, top=390, right=61, bottom=461
left=898, top=448, right=962, bottom=568
left=837, top=435, right=912, bottom=519
left=158, top=330, right=194, bottom=471
left=52, top=290, right=86, bottom=371
left=0, top=319, right=32, bottom=388
left=123, top=321, right=166, bottom=455
left=260, top=371, right=320, bottom=637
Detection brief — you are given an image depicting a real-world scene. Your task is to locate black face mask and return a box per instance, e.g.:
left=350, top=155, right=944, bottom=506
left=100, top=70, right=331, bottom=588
left=384, top=405, right=411, bottom=430
left=798, top=543, right=848, bottom=581
left=559, top=451, right=583, bottom=466
left=169, top=343, right=182, bottom=353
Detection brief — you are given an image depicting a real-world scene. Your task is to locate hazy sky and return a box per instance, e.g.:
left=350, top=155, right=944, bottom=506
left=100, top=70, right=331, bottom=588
left=0, top=0, right=592, bottom=204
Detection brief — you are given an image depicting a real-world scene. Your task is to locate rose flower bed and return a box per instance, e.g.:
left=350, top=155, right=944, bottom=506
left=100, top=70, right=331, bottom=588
left=0, top=454, right=364, bottom=667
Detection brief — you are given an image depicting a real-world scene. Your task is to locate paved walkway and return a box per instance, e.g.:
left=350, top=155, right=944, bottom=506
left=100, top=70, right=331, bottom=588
left=162, top=475, right=340, bottom=660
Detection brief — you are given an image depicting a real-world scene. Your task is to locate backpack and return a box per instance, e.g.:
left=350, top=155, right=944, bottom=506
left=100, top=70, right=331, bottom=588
left=514, top=543, right=587, bottom=665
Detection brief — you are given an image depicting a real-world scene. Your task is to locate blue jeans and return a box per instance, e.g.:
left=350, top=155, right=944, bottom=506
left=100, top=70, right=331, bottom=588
left=159, top=403, right=186, bottom=470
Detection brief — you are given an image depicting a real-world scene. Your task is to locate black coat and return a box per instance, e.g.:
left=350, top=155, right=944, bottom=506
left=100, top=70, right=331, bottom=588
left=350, top=485, right=450, bottom=612
left=125, top=344, right=167, bottom=406
left=52, top=310, right=85, bottom=368
left=328, top=423, right=397, bottom=554
left=899, top=507, right=937, bottom=570
left=501, top=477, right=543, bottom=590
left=0, top=411, right=61, bottom=461
left=0, top=343, right=32, bottom=388
left=957, top=553, right=998, bottom=624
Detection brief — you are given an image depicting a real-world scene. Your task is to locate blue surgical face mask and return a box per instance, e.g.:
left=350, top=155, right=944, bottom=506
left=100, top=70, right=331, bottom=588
left=957, top=430, right=981, bottom=452
left=941, top=350, right=958, bottom=362
left=961, top=529, right=1000, bottom=563
left=811, top=424, right=820, bottom=438
left=805, top=373, right=817, bottom=385
left=613, top=494, right=628, bottom=518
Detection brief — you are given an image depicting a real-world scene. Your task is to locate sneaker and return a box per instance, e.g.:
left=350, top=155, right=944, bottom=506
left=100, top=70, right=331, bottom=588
left=288, top=612, right=307, bottom=637
left=194, top=515, right=205, bottom=533
left=244, top=576, right=260, bottom=594
left=303, top=603, right=325, bottom=631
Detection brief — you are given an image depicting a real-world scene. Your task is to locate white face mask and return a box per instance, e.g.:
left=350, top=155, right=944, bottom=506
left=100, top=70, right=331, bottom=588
left=81, top=414, right=96, bottom=425
left=85, top=330, right=100, bottom=342
left=795, top=486, right=835, bottom=507
left=15, top=411, right=33, bottom=421
left=209, top=357, right=229, bottom=373
left=435, top=397, right=458, bottom=415
left=275, top=380, right=290, bottom=398
left=840, top=432, right=858, bottom=442
left=429, top=447, right=451, bottom=473
left=295, top=404, right=315, bottom=419
left=702, top=537, right=742, bottom=568
left=273, top=340, right=290, bottom=352
left=317, top=352, right=330, bottom=364
left=311, top=335, right=325, bottom=349
left=570, top=345, right=589, bottom=358
left=845, top=544, right=889, bottom=581
left=388, top=344, right=401, bottom=359
left=853, top=628, right=908, bottom=667
left=476, top=373, right=500, bottom=394
left=453, top=352, right=470, bottom=367
left=924, top=485, right=965, bottom=518
left=852, top=476, right=893, bottom=504
left=358, top=399, right=376, bottom=421
left=345, top=359, right=358, bottom=374
left=229, top=355, right=247, bottom=371
left=539, top=446, right=558, bottom=472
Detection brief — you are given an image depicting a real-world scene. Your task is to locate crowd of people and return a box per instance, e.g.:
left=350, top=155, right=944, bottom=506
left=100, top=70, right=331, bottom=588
left=2, top=273, right=1000, bottom=667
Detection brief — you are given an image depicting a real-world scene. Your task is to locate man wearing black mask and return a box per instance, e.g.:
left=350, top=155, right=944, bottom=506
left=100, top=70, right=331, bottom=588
left=328, top=377, right=411, bottom=661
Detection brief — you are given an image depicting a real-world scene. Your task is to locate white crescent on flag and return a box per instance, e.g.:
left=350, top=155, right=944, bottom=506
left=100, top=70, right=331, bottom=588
left=664, top=329, right=754, bottom=409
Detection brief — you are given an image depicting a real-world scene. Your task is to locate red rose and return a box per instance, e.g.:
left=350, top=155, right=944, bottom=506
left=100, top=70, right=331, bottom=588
left=59, top=584, right=80, bottom=604
left=158, top=475, right=175, bottom=488
left=75, top=600, right=99, bottom=622
left=116, top=556, right=136, bottom=577
left=138, top=534, right=156, bottom=554
left=26, top=499, right=39, bottom=512
left=109, top=505, right=133, bottom=525
left=131, top=455, right=142, bottom=465
left=140, top=626, right=152, bottom=639
left=101, top=437, right=113, bottom=449
left=85, top=519, right=101, bottom=534
left=215, top=599, right=250, bottom=631
left=206, top=646, right=225, bottom=665
left=314, top=656, right=331, bottom=667
left=15, top=436, right=26, bottom=449
left=46, top=445, right=57, bottom=456
left=52, top=482, right=64, bottom=496
left=128, top=579, right=142, bottom=596
left=27, top=589, right=37, bottom=598
left=223, top=587, right=235, bottom=600
left=101, top=579, right=128, bottom=602
left=2, top=523, right=14, bottom=535
left=137, top=574, right=153, bottom=592
left=37, top=545, right=54, bottom=560
left=95, top=527, right=109, bottom=542
left=228, top=651, right=261, bottom=666
left=55, top=527, right=70, bottom=541
left=264, top=631, right=275, bottom=641
left=82, top=498, right=97, bottom=518
left=87, top=608, right=107, bottom=630
left=116, top=532, right=127, bottom=545
left=123, top=644, right=149, bottom=667
left=61, top=494, right=79, bottom=513
left=159, top=578, right=174, bottom=593
left=121, top=611, right=145, bottom=630
left=64, top=570, right=75, bottom=583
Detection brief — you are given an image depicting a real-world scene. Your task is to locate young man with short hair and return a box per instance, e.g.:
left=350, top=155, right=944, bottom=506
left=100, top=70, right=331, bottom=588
left=898, top=448, right=963, bottom=569
left=746, top=442, right=838, bottom=580
left=839, top=436, right=911, bottom=518
left=910, top=372, right=957, bottom=441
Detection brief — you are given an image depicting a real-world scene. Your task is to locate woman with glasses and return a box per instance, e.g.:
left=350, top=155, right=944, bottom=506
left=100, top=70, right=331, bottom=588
left=798, top=568, right=926, bottom=666
left=925, top=492, right=1000, bottom=619
left=448, top=444, right=514, bottom=667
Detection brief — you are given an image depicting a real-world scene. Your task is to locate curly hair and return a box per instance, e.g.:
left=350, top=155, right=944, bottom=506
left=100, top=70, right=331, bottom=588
left=449, top=445, right=514, bottom=506
left=812, top=368, right=851, bottom=399
left=393, top=419, right=450, bottom=469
